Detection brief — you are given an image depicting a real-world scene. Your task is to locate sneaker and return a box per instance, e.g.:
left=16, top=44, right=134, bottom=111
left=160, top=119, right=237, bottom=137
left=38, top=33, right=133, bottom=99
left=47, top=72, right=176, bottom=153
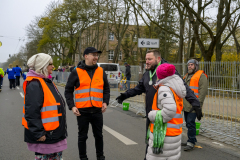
left=184, top=142, right=194, bottom=151
left=181, top=142, right=187, bottom=146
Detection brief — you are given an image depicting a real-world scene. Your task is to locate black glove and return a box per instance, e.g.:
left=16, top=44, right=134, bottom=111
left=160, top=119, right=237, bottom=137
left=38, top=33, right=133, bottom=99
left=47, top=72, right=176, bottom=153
left=189, top=106, right=203, bottom=121
left=116, top=93, right=127, bottom=104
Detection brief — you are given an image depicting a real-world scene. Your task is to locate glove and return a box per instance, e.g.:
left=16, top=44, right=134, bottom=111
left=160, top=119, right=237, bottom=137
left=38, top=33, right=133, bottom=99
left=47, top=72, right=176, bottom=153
left=116, top=93, right=127, bottom=104
left=189, top=106, right=203, bottom=121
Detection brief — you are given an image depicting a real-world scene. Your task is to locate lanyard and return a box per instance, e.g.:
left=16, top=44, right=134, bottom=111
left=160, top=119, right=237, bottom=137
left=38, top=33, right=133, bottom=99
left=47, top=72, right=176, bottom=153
left=149, top=61, right=161, bottom=81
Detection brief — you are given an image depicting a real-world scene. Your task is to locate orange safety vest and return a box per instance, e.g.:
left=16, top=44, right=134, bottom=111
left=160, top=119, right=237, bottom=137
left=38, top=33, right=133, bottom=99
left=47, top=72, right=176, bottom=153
left=75, top=67, right=104, bottom=108
left=22, top=77, right=62, bottom=131
left=150, top=85, right=183, bottom=136
left=183, top=70, right=208, bottom=98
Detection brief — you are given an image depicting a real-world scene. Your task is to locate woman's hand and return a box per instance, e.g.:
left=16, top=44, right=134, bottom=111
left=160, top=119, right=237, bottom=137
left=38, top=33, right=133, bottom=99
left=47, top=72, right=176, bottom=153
left=37, top=135, right=46, bottom=141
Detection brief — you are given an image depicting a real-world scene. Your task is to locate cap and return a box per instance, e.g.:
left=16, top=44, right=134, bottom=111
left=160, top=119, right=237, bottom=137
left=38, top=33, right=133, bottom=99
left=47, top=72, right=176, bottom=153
left=83, top=47, right=102, bottom=56
left=124, top=62, right=128, bottom=65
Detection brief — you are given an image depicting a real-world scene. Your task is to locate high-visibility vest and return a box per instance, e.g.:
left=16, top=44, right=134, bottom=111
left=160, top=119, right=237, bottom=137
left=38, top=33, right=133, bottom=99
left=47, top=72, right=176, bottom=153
left=75, top=67, right=104, bottom=108
left=22, top=77, right=62, bottom=131
left=183, top=70, right=208, bottom=98
left=150, top=85, right=183, bottom=136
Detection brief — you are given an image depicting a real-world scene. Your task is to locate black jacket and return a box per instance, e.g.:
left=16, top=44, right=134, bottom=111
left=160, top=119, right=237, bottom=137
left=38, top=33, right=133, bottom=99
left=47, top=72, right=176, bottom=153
left=24, top=78, right=67, bottom=144
left=64, top=60, right=110, bottom=113
left=125, top=65, right=131, bottom=77
left=122, top=58, right=200, bottom=129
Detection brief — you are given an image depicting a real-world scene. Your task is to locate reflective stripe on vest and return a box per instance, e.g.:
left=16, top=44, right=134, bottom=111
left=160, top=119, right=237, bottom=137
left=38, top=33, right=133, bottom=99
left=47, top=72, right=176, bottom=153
left=150, top=85, right=183, bottom=136
left=75, top=67, right=104, bottom=108
left=151, top=122, right=183, bottom=129
left=22, top=77, right=62, bottom=131
left=183, top=70, right=208, bottom=98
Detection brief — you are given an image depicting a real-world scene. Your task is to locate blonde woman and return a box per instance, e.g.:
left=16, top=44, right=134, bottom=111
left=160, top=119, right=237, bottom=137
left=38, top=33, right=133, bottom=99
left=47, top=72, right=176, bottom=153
left=22, top=53, right=67, bottom=160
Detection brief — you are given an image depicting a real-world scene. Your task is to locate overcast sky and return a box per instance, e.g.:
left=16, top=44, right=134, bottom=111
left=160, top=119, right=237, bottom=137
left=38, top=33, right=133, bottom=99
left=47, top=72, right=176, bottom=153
left=0, top=0, right=62, bottom=63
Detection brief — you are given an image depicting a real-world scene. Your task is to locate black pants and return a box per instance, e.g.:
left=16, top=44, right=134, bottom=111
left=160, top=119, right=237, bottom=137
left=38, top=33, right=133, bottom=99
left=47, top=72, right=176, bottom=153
left=9, top=79, right=15, bottom=89
left=77, top=112, right=104, bottom=159
left=0, top=77, right=2, bottom=90
left=15, top=76, right=20, bottom=86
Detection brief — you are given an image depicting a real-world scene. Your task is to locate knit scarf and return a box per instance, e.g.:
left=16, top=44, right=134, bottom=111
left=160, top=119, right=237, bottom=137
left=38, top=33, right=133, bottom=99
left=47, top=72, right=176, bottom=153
left=146, top=110, right=167, bottom=154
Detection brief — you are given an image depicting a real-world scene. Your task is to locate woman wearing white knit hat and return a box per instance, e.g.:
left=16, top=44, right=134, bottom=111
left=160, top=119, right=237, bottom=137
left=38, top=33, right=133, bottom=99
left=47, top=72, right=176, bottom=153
left=22, top=53, right=67, bottom=160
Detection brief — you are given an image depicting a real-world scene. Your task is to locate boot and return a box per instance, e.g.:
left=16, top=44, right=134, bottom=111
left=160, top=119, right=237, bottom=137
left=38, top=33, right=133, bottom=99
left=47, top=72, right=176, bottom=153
left=97, top=156, right=105, bottom=160
left=184, top=142, right=194, bottom=151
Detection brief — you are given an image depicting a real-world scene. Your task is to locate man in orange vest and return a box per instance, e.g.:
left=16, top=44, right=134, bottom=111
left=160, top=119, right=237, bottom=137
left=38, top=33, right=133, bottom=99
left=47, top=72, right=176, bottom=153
left=182, top=59, right=208, bottom=151
left=64, top=47, right=110, bottom=160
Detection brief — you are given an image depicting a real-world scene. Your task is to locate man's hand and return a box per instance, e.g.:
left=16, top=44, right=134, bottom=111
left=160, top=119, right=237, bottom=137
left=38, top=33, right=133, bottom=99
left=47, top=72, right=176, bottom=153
left=189, top=106, right=203, bottom=121
left=102, top=103, right=107, bottom=113
left=37, top=135, right=46, bottom=142
left=116, top=93, right=126, bottom=104
left=72, top=106, right=81, bottom=116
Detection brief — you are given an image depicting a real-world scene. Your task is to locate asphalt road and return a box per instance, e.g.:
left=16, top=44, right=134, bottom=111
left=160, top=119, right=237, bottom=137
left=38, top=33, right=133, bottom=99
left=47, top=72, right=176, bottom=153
left=0, top=77, right=240, bottom=160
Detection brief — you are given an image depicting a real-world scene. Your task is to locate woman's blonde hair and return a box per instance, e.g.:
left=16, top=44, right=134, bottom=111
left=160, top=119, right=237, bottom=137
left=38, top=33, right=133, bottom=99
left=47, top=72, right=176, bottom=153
left=36, top=58, right=53, bottom=77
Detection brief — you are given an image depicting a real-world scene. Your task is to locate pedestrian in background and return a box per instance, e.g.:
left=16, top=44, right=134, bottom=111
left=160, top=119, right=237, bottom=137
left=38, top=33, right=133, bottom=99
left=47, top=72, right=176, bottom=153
left=22, top=53, right=67, bottom=160
left=65, top=47, right=110, bottom=160
left=22, top=68, right=29, bottom=81
left=124, top=62, right=131, bottom=89
left=0, top=67, right=4, bottom=92
left=146, top=63, right=186, bottom=160
left=15, top=64, right=22, bottom=87
left=58, top=66, right=63, bottom=72
left=70, top=64, right=75, bottom=72
left=181, top=59, right=208, bottom=151
left=6, top=64, right=16, bottom=89
left=65, top=65, right=70, bottom=72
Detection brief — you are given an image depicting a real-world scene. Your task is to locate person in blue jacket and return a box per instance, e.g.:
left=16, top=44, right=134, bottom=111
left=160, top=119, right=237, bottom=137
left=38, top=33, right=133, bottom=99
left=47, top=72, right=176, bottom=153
left=6, top=64, right=16, bottom=89
left=15, top=65, right=22, bottom=86
left=22, top=68, right=29, bottom=81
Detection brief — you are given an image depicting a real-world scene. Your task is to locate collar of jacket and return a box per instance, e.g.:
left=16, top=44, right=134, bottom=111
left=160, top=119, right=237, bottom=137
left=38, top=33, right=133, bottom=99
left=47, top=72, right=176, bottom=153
left=77, top=60, right=98, bottom=71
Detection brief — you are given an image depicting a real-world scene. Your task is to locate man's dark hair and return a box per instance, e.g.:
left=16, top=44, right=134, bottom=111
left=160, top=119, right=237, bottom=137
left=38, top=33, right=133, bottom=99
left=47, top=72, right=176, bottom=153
left=16, top=65, right=18, bottom=67
left=147, top=49, right=161, bottom=57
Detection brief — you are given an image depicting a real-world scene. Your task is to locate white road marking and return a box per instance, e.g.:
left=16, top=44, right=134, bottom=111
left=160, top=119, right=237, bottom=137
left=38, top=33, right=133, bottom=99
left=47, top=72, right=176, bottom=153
left=20, top=92, right=24, bottom=98
left=212, top=142, right=224, bottom=146
left=103, top=125, right=137, bottom=145
left=16, top=87, right=20, bottom=90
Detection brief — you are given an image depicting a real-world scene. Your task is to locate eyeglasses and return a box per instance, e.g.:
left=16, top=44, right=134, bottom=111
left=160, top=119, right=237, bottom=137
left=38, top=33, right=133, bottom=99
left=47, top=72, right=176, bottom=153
left=89, top=53, right=99, bottom=58
left=49, top=63, right=53, bottom=66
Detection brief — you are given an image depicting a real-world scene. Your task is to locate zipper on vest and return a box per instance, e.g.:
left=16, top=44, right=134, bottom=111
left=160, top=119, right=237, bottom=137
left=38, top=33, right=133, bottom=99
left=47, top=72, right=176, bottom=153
left=89, top=70, right=94, bottom=112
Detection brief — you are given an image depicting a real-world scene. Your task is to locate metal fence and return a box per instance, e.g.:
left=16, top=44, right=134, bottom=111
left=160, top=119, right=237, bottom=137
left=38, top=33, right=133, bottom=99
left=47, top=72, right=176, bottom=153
left=52, top=61, right=240, bottom=140
left=172, top=61, right=240, bottom=91
left=120, top=65, right=142, bottom=81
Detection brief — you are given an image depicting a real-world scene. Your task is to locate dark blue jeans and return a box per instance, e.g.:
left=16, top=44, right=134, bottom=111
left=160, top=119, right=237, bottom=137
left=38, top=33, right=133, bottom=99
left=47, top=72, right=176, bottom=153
left=184, top=111, right=197, bottom=144
left=126, top=76, right=131, bottom=89
left=0, top=77, right=2, bottom=89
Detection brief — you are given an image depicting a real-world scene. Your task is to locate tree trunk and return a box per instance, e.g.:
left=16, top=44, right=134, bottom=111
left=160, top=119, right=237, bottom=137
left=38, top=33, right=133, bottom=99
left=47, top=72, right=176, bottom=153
left=215, top=0, right=224, bottom=62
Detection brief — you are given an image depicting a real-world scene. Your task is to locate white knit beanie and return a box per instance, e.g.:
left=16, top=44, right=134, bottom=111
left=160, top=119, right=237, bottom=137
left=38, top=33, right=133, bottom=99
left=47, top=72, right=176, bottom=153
left=27, top=53, right=51, bottom=72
